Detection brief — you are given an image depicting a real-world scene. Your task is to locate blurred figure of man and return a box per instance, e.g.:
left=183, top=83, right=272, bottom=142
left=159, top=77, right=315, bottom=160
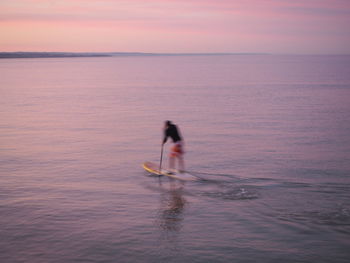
left=162, top=121, right=185, bottom=172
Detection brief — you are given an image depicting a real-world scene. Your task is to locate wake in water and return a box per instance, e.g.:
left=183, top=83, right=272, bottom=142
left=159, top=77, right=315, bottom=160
left=143, top=169, right=350, bottom=215
left=143, top=170, right=261, bottom=200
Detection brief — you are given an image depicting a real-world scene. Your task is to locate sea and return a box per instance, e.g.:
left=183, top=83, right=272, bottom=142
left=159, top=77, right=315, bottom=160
left=1, top=54, right=350, bottom=263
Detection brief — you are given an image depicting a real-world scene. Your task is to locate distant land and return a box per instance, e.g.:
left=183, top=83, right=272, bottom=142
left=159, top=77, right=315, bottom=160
left=0, top=52, right=111, bottom=58
left=0, top=52, right=267, bottom=59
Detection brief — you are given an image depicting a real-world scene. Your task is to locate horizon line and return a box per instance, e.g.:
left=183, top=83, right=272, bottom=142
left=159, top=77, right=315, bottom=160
left=1, top=51, right=349, bottom=59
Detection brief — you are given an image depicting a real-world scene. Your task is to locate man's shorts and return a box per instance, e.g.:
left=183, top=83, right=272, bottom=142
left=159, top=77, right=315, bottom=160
left=170, top=141, right=184, bottom=158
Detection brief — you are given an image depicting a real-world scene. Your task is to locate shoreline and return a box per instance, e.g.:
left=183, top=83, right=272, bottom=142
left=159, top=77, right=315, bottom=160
left=0, top=52, right=267, bottom=59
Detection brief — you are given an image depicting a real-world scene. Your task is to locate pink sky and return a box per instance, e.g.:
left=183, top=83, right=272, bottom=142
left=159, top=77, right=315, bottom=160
left=1, top=0, right=349, bottom=54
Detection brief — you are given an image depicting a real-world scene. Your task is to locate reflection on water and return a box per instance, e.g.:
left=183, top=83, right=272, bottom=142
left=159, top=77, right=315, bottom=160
left=157, top=180, right=186, bottom=233
left=154, top=180, right=187, bottom=260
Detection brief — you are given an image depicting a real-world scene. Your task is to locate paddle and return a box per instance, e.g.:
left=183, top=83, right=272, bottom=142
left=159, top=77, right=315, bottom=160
left=159, top=143, right=164, bottom=174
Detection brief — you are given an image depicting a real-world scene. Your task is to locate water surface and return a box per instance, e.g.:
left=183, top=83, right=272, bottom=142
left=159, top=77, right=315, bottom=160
left=1, top=55, right=350, bottom=262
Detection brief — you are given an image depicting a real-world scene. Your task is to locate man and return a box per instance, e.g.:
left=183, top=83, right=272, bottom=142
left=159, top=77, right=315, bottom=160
left=162, top=120, right=185, bottom=172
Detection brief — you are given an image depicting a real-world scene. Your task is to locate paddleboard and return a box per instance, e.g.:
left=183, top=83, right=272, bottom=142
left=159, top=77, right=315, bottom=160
left=143, top=161, right=199, bottom=181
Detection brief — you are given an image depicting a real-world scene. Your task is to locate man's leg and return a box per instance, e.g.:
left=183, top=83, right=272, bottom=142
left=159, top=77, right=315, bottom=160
left=169, top=156, right=175, bottom=170
left=178, top=155, right=185, bottom=172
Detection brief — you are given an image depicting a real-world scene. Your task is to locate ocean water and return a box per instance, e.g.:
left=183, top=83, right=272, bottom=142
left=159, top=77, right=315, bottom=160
left=1, top=55, right=350, bottom=263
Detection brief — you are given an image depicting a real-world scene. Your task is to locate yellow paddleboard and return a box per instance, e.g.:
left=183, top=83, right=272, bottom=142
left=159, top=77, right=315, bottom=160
left=143, top=162, right=199, bottom=181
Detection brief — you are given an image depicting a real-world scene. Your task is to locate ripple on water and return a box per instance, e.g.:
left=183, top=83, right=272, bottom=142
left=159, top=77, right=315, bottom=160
left=199, top=187, right=259, bottom=201
left=278, top=207, right=350, bottom=228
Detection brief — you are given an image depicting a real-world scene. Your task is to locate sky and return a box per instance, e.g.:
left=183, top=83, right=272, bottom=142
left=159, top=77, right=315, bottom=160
left=1, top=0, right=350, bottom=54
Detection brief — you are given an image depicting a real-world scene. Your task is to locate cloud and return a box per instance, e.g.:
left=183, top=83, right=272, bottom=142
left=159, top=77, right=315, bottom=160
left=1, top=0, right=349, bottom=53
left=2, top=0, right=350, bottom=23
